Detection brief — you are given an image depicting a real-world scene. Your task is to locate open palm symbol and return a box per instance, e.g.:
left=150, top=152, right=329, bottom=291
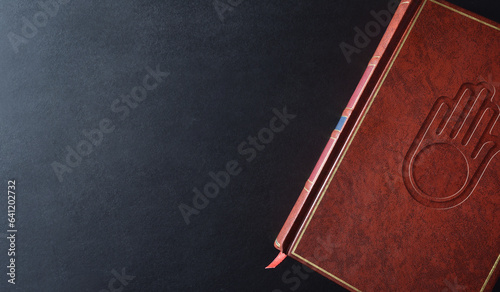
left=403, top=82, right=500, bottom=209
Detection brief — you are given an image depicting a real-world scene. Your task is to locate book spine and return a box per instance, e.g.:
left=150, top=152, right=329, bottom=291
left=274, top=0, right=416, bottom=255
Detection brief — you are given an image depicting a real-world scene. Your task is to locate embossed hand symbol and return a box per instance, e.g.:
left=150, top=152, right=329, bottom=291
left=403, top=82, right=500, bottom=209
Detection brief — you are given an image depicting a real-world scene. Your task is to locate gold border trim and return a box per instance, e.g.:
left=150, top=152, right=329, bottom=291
left=294, top=252, right=361, bottom=292
left=481, top=254, right=500, bottom=292
left=291, top=1, right=500, bottom=290
left=430, top=0, right=500, bottom=31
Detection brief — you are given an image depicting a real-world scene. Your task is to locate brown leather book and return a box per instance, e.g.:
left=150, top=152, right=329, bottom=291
left=269, top=0, right=500, bottom=291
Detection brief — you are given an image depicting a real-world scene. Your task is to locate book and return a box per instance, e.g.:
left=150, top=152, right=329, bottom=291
left=269, top=0, right=500, bottom=291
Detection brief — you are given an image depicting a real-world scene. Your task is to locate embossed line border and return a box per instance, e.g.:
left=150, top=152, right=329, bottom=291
left=290, top=0, right=500, bottom=291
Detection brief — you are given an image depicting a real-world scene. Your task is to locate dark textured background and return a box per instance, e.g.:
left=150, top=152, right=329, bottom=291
left=0, top=0, right=498, bottom=291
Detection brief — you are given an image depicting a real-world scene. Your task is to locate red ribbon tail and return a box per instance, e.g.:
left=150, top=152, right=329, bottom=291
left=265, top=252, right=287, bottom=269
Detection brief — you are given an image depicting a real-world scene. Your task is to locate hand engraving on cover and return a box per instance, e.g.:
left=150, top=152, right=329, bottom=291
left=403, top=82, right=500, bottom=209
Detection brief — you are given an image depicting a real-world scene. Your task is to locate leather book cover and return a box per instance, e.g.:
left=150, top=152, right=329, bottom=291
left=271, top=0, right=500, bottom=291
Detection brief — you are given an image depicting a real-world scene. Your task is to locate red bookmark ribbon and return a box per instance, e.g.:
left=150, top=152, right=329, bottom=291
left=265, top=252, right=287, bottom=269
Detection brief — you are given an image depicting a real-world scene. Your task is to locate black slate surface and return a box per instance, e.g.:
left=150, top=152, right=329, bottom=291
left=0, top=0, right=498, bottom=291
